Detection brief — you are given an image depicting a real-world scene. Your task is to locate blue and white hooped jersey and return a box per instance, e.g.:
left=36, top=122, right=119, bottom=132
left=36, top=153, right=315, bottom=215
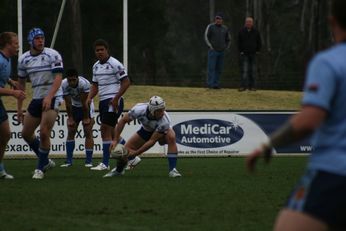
left=17, top=47, right=64, bottom=99
left=61, top=76, right=91, bottom=107
left=92, top=56, right=127, bottom=101
left=302, top=43, right=346, bottom=176
left=128, top=103, right=171, bottom=134
left=0, top=52, right=11, bottom=88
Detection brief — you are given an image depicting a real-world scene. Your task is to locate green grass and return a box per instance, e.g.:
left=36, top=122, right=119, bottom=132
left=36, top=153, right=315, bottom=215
left=0, top=157, right=307, bottom=231
left=2, top=85, right=302, bottom=110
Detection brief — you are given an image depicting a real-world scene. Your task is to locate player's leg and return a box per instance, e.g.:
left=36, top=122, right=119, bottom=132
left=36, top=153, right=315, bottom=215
left=21, top=112, right=41, bottom=156
left=103, top=133, right=144, bottom=177
left=35, top=109, right=58, bottom=173
left=83, top=118, right=95, bottom=167
left=159, top=128, right=181, bottom=177
left=0, top=112, right=13, bottom=179
left=274, top=209, right=328, bottom=231
left=61, top=120, right=78, bottom=167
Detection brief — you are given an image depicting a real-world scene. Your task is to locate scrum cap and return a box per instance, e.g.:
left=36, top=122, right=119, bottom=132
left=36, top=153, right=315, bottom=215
left=27, top=28, right=45, bottom=46
left=148, top=96, right=165, bottom=114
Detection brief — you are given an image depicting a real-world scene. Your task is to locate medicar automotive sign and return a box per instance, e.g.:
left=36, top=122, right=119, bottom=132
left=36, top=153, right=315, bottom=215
left=6, top=111, right=311, bottom=157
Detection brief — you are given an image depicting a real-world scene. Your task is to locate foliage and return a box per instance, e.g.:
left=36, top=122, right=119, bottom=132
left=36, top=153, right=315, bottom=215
left=0, top=0, right=331, bottom=90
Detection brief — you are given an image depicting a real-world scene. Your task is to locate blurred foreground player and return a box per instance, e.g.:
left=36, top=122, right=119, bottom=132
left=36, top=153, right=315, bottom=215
left=0, top=32, right=25, bottom=179
left=246, top=1, right=346, bottom=230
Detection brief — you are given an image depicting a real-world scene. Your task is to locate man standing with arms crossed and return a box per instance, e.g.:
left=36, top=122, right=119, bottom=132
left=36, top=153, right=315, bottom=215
left=17, top=28, right=63, bottom=179
left=87, top=39, right=130, bottom=171
left=0, top=32, right=26, bottom=179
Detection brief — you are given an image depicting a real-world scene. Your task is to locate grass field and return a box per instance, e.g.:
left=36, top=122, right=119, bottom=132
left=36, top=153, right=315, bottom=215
left=2, top=85, right=303, bottom=110
left=1, top=85, right=305, bottom=230
left=0, top=157, right=307, bottom=231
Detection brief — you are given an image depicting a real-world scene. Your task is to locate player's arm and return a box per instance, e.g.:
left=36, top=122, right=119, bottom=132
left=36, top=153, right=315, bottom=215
left=43, top=72, right=62, bottom=111
left=64, top=95, right=75, bottom=128
left=246, top=105, right=327, bottom=172
left=79, top=92, right=90, bottom=121
left=111, top=77, right=130, bottom=110
left=87, top=83, right=98, bottom=105
left=110, top=113, right=133, bottom=149
left=16, top=77, right=26, bottom=123
left=0, top=83, right=25, bottom=99
left=131, top=131, right=164, bottom=157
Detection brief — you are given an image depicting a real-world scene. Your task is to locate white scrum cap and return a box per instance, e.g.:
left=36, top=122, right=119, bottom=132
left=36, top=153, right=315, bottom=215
left=148, top=96, right=165, bottom=114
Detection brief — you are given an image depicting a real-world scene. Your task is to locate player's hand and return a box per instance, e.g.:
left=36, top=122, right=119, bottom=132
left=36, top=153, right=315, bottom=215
left=109, top=140, right=118, bottom=153
left=42, top=95, right=53, bottom=111
left=246, top=143, right=273, bottom=173
left=82, top=118, right=91, bottom=126
left=110, top=98, right=119, bottom=113
left=12, top=90, right=26, bottom=100
left=17, top=110, right=25, bottom=124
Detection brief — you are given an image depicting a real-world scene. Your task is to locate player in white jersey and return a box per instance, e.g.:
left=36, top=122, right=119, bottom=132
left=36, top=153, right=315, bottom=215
left=17, top=28, right=63, bottom=179
left=104, top=96, right=182, bottom=178
left=247, top=1, right=346, bottom=230
left=0, top=32, right=25, bottom=179
left=87, top=39, right=130, bottom=171
left=60, top=69, right=95, bottom=168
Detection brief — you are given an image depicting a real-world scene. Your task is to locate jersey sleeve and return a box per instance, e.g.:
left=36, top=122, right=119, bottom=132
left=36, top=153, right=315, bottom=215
left=302, top=55, right=336, bottom=111
left=17, top=55, right=27, bottom=78
left=50, top=50, right=64, bottom=73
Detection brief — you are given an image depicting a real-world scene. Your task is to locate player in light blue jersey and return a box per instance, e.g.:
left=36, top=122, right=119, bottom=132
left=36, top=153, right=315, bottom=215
left=17, top=28, right=64, bottom=179
left=104, top=96, right=182, bottom=178
left=0, top=32, right=26, bottom=179
left=87, top=39, right=130, bottom=171
left=246, top=1, right=346, bottom=230
left=60, top=68, right=95, bottom=168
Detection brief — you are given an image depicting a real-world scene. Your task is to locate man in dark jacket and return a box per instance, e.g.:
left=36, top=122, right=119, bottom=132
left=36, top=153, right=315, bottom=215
left=238, top=16, right=261, bottom=91
left=204, top=12, right=231, bottom=89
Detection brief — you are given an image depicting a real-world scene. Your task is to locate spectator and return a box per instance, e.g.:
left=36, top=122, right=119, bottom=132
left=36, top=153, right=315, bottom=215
left=204, top=12, right=231, bottom=89
left=238, top=16, right=261, bottom=91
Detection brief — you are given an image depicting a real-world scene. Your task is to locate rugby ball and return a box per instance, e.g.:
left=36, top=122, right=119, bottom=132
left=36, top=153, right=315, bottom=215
left=110, top=144, right=128, bottom=158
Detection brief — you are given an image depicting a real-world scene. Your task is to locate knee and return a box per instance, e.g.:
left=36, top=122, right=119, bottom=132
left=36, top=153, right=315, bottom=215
left=165, top=133, right=176, bottom=145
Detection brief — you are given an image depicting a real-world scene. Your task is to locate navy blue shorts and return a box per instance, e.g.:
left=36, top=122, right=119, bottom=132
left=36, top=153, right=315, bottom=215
left=27, top=97, right=61, bottom=118
left=99, top=97, right=124, bottom=127
left=285, top=169, right=346, bottom=229
left=0, top=99, right=8, bottom=123
left=136, top=127, right=154, bottom=141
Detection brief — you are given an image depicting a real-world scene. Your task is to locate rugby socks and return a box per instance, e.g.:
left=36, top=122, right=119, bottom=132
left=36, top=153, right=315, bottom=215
left=119, top=138, right=126, bottom=145
left=65, top=140, right=75, bottom=164
left=85, top=149, right=93, bottom=164
left=28, top=137, right=40, bottom=157
left=102, top=141, right=112, bottom=166
left=37, top=148, right=50, bottom=170
left=167, top=153, right=178, bottom=171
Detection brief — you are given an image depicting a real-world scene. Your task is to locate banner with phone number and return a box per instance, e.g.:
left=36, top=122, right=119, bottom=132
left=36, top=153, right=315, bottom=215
left=5, top=111, right=311, bottom=157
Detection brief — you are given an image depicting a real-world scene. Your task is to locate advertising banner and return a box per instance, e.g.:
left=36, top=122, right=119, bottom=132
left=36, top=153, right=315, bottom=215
left=5, top=111, right=311, bottom=157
